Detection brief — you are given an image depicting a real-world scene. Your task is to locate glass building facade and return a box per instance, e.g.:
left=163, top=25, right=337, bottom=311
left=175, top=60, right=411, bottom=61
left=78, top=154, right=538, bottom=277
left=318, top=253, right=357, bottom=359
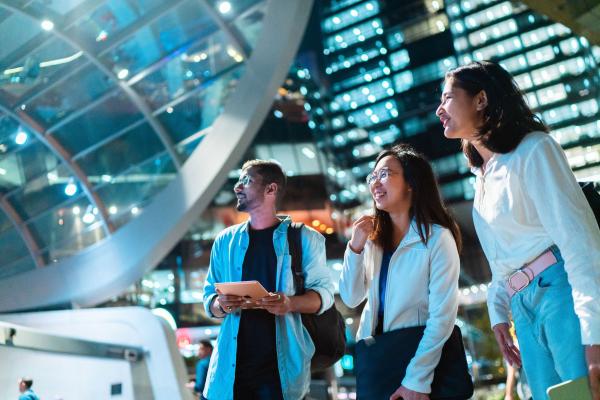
left=315, top=0, right=600, bottom=207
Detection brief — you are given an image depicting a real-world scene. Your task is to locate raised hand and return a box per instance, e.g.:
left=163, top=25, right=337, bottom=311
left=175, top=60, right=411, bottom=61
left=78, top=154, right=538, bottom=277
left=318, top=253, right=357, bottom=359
left=349, top=215, right=375, bottom=253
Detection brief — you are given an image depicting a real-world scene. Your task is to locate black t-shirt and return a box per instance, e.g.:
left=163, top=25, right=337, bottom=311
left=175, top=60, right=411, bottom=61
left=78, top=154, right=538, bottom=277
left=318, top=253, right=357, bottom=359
left=235, top=222, right=281, bottom=387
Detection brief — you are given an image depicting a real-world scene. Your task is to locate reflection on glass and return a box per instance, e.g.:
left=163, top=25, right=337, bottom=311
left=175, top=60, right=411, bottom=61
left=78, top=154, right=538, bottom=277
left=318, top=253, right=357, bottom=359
left=8, top=164, right=80, bottom=222
left=26, top=195, right=100, bottom=250
left=158, top=65, right=244, bottom=146
left=100, top=0, right=217, bottom=78
left=39, top=223, right=106, bottom=265
left=133, top=31, right=239, bottom=110
left=66, top=0, right=165, bottom=48
left=52, top=91, right=142, bottom=156
left=95, top=153, right=176, bottom=228
left=232, top=0, right=266, bottom=48
left=77, top=122, right=165, bottom=177
left=0, top=255, right=36, bottom=280
left=0, top=38, right=85, bottom=103
left=0, top=140, right=61, bottom=195
left=28, top=65, right=114, bottom=126
left=0, top=227, right=31, bottom=267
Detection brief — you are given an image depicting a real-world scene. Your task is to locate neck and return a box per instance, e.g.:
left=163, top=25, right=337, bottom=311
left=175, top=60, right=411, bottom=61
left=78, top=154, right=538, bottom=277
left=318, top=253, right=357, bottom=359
left=469, top=139, right=494, bottom=171
left=387, top=209, right=411, bottom=246
left=248, top=206, right=279, bottom=230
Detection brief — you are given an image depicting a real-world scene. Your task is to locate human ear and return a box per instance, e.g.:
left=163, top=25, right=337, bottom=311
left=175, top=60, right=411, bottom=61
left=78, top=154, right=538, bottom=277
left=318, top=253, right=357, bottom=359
left=475, top=90, right=488, bottom=111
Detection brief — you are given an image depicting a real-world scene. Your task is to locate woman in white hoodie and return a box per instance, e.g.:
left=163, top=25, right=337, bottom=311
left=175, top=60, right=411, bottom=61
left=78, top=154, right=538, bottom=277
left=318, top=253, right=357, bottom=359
left=340, top=144, right=462, bottom=400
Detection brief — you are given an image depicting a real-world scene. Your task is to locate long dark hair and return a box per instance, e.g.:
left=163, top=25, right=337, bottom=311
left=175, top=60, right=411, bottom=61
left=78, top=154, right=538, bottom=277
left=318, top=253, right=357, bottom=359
left=445, top=61, right=548, bottom=167
left=369, top=144, right=462, bottom=252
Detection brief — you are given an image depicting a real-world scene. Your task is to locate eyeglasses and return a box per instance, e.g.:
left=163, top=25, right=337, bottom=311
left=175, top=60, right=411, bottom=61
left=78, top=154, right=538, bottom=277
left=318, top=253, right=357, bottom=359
left=366, top=168, right=396, bottom=186
left=235, top=174, right=254, bottom=187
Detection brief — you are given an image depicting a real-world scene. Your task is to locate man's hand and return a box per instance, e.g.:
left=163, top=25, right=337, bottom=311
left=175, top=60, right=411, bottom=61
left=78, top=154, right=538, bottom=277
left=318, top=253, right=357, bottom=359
left=586, top=345, right=600, bottom=400
left=389, top=385, right=429, bottom=400
left=492, top=323, right=521, bottom=368
left=258, top=292, right=292, bottom=315
left=214, top=289, right=245, bottom=315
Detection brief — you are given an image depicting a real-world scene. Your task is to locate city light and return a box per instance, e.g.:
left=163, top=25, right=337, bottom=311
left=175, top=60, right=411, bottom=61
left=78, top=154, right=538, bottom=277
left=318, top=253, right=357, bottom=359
left=41, top=19, right=54, bottom=31
left=117, top=69, right=129, bottom=79
left=64, top=183, right=77, bottom=197
left=218, top=1, right=232, bottom=14
left=15, top=131, right=28, bottom=145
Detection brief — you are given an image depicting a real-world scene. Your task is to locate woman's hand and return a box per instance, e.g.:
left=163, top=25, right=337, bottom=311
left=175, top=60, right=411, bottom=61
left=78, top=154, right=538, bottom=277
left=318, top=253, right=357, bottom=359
left=349, top=215, right=375, bottom=253
left=389, top=385, right=429, bottom=400
left=586, top=345, right=600, bottom=400
left=493, top=323, right=521, bottom=368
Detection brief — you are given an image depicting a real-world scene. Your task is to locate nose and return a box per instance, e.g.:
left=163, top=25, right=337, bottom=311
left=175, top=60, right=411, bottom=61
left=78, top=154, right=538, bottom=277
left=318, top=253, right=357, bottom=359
left=233, top=181, right=243, bottom=192
left=436, top=103, right=444, bottom=117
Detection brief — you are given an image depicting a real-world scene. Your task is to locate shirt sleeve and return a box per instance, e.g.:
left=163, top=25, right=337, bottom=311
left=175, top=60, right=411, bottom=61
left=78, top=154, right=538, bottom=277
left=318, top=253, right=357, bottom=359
left=524, top=135, right=600, bottom=344
left=401, top=229, right=460, bottom=393
left=203, top=235, right=224, bottom=318
left=302, top=227, right=335, bottom=315
left=486, top=275, right=511, bottom=328
left=339, top=243, right=369, bottom=308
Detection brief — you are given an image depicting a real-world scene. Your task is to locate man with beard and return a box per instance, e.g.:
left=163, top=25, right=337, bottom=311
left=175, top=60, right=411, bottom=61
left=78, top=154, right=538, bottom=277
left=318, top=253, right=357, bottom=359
left=202, top=159, right=334, bottom=400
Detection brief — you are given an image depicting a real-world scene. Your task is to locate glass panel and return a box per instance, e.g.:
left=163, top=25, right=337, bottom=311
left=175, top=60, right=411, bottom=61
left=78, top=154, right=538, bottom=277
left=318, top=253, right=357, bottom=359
left=100, top=0, right=218, bottom=78
left=208, top=0, right=262, bottom=22
left=66, top=0, right=165, bottom=48
left=0, top=13, right=39, bottom=65
left=232, top=0, right=267, bottom=49
left=133, top=31, right=239, bottom=110
left=27, top=65, right=114, bottom=127
left=52, top=91, right=142, bottom=156
left=0, top=114, right=39, bottom=155
left=0, top=227, right=31, bottom=266
left=39, top=222, right=106, bottom=263
left=0, top=255, right=36, bottom=280
left=7, top=164, right=81, bottom=221
left=0, top=139, right=61, bottom=195
left=157, top=65, right=245, bottom=146
left=28, top=0, right=89, bottom=16
left=0, top=207, right=13, bottom=234
left=77, top=122, right=165, bottom=177
left=96, top=154, right=176, bottom=228
left=1, top=38, right=85, bottom=102
left=26, top=195, right=100, bottom=250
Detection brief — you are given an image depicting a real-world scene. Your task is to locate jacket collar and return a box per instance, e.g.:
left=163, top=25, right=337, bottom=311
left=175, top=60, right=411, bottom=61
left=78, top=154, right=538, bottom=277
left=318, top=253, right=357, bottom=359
left=240, top=214, right=291, bottom=235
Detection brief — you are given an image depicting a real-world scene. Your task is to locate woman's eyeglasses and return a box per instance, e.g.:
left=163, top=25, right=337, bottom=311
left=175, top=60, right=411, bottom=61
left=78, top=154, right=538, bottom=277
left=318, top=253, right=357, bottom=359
left=366, top=168, right=396, bottom=186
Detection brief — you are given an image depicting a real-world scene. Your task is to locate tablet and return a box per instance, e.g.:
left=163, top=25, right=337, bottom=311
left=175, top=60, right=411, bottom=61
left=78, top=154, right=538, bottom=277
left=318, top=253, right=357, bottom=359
left=547, top=376, right=592, bottom=400
left=215, top=280, right=270, bottom=300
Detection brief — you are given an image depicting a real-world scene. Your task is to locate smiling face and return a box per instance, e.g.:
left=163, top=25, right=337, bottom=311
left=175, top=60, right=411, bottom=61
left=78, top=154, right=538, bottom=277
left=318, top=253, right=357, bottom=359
left=233, top=167, right=265, bottom=212
left=369, top=155, right=412, bottom=214
left=436, top=78, right=485, bottom=141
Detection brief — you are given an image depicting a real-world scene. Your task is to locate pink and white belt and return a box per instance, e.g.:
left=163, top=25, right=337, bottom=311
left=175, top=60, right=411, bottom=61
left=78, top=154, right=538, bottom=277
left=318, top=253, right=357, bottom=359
left=506, top=248, right=558, bottom=297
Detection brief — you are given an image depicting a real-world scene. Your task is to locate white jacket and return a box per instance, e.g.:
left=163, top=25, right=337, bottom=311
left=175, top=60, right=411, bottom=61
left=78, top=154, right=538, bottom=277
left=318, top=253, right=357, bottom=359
left=340, top=221, right=460, bottom=394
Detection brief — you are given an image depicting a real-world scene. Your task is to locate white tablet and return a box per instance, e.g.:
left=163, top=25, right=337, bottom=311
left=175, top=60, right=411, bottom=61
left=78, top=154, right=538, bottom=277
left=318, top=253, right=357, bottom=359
left=215, top=280, right=270, bottom=300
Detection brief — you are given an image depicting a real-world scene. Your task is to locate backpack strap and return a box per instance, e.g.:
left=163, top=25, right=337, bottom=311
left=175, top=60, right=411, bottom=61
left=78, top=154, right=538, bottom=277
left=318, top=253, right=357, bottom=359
left=287, top=222, right=305, bottom=295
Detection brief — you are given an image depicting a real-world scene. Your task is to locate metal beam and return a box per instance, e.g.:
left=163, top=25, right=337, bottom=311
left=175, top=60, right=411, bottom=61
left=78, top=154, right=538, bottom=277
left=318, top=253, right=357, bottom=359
left=0, top=95, right=115, bottom=236
left=197, top=0, right=252, bottom=60
left=0, top=196, right=44, bottom=268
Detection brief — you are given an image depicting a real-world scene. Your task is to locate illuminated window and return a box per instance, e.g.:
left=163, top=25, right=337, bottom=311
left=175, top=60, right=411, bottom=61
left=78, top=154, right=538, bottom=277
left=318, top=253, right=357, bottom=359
left=536, top=84, right=567, bottom=106
left=390, top=49, right=410, bottom=71
left=322, top=1, right=380, bottom=33
left=525, top=45, right=554, bottom=66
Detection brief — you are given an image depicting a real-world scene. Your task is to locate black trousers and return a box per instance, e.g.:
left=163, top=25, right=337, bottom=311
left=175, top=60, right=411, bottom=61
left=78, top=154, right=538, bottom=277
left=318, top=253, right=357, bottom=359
left=233, top=381, right=284, bottom=400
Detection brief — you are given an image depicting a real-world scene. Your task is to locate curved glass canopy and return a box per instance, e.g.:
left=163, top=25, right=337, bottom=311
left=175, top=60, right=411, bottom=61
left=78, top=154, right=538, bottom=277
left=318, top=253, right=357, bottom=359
left=0, top=0, right=267, bottom=277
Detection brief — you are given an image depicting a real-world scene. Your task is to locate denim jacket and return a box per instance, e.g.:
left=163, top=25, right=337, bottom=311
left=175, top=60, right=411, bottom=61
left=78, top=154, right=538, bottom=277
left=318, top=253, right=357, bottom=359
left=202, top=216, right=334, bottom=400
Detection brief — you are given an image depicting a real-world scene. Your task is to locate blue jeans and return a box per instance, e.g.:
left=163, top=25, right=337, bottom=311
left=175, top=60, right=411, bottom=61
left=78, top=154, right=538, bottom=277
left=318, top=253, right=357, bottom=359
left=510, top=246, right=587, bottom=400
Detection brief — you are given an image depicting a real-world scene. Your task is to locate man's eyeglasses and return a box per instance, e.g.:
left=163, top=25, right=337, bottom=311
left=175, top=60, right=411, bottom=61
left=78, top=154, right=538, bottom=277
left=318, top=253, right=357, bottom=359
left=366, top=168, right=396, bottom=186
left=235, top=175, right=254, bottom=187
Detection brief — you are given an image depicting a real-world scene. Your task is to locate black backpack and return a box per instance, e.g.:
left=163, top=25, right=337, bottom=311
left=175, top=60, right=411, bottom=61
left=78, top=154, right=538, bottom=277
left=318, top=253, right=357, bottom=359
left=580, top=181, right=600, bottom=229
left=287, top=222, right=346, bottom=371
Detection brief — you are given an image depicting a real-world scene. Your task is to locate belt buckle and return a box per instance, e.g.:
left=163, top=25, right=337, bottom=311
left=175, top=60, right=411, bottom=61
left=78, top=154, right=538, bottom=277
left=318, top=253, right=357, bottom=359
left=508, top=269, right=531, bottom=293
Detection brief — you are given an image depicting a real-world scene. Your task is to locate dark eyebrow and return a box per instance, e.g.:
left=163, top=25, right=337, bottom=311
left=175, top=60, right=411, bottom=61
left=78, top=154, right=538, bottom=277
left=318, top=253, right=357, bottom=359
left=440, top=91, right=452, bottom=102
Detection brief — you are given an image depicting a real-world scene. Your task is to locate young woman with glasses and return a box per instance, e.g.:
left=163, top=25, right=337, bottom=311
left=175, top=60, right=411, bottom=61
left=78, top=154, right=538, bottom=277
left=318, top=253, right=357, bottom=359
left=339, top=144, right=463, bottom=400
left=436, top=60, right=600, bottom=400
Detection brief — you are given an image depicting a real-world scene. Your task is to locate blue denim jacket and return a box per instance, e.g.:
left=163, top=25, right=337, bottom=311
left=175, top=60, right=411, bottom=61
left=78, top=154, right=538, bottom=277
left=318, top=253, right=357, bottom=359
left=202, top=216, right=334, bottom=400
